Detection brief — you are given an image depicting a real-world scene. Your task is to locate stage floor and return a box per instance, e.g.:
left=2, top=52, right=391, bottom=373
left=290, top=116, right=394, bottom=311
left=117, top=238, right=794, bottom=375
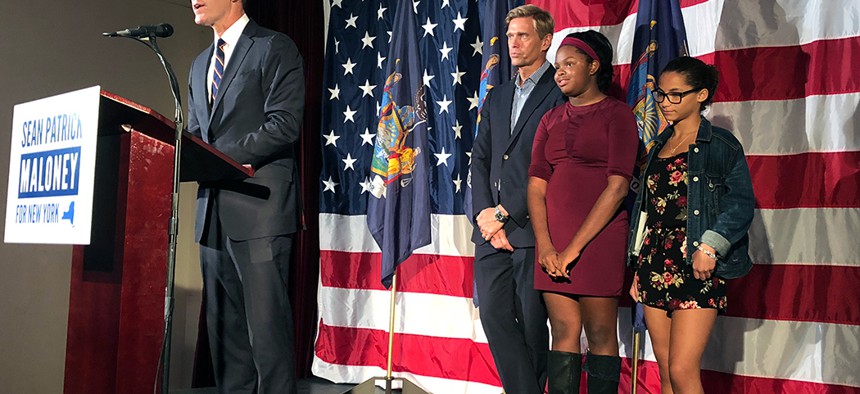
left=173, top=376, right=357, bottom=394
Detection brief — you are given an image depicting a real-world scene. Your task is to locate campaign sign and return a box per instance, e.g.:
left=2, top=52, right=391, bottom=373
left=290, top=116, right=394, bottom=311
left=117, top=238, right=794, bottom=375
left=4, top=86, right=100, bottom=244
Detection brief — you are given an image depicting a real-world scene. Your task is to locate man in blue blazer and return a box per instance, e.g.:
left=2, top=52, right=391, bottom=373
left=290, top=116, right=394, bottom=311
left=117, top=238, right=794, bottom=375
left=470, top=5, right=565, bottom=394
left=187, top=0, right=304, bottom=392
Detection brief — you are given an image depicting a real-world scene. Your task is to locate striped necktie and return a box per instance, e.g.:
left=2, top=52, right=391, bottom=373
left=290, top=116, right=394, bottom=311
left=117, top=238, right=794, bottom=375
left=211, top=38, right=226, bottom=103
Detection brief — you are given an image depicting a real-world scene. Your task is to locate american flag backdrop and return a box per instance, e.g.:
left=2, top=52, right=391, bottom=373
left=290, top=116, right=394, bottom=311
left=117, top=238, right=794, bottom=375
left=314, top=0, right=860, bottom=393
left=315, top=0, right=508, bottom=391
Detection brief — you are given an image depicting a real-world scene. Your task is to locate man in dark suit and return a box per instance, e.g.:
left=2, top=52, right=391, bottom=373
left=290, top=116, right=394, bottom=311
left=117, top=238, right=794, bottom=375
left=187, top=0, right=304, bottom=392
left=470, top=5, right=565, bottom=394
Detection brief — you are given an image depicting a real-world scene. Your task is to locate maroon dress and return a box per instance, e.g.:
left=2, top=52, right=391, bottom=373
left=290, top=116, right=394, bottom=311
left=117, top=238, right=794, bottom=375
left=529, top=98, right=639, bottom=296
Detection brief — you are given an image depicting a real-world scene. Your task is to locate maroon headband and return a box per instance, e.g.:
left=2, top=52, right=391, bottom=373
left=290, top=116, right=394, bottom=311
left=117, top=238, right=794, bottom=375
left=559, top=37, right=599, bottom=63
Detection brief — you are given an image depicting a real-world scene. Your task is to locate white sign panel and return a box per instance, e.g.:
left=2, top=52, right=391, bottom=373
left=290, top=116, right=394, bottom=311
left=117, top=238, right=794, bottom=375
left=4, top=86, right=100, bottom=244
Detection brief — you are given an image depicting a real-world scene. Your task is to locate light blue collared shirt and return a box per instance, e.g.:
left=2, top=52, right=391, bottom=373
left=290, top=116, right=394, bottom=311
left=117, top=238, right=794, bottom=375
left=511, top=60, right=551, bottom=134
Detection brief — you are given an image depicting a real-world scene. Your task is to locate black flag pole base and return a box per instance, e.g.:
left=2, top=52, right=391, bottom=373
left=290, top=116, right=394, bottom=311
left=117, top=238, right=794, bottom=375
left=349, top=376, right=429, bottom=394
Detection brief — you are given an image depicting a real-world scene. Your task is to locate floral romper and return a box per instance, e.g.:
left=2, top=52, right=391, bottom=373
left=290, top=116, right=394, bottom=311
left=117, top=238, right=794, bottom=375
left=635, top=152, right=727, bottom=315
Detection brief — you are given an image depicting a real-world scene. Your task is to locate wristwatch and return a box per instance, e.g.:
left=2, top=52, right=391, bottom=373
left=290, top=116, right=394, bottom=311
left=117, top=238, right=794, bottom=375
left=494, top=206, right=509, bottom=223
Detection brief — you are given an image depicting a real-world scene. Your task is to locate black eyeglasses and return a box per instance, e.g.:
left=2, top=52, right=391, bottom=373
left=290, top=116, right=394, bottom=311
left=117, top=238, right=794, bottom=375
left=652, top=88, right=700, bottom=104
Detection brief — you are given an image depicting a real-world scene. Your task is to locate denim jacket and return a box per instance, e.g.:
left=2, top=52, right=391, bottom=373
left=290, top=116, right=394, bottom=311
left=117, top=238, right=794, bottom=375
left=627, top=118, right=756, bottom=279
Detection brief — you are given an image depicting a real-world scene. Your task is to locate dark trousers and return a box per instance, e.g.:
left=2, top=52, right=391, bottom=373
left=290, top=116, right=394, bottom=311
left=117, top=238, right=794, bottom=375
left=200, top=208, right=296, bottom=394
left=474, top=243, right=549, bottom=394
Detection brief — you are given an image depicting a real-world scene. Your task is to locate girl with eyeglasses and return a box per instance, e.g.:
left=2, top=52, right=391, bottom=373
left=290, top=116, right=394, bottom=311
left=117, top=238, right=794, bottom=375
left=627, top=56, right=755, bottom=393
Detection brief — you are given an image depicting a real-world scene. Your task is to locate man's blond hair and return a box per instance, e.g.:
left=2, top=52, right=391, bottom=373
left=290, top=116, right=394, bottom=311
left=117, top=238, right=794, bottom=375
left=505, top=4, right=554, bottom=39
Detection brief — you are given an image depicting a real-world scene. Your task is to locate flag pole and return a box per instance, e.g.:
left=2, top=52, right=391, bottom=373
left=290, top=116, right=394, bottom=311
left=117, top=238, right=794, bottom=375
left=632, top=330, right=642, bottom=394
left=384, top=272, right=398, bottom=392
left=349, top=267, right=428, bottom=394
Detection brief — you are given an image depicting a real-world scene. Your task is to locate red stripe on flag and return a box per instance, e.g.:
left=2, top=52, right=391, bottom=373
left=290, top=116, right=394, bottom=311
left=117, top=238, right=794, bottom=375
left=712, top=37, right=860, bottom=102
left=702, top=369, right=860, bottom=394
left=314, top=321, right=500, bottom=386
left=528, top=0, right=637, bottom=28
left=725, top=264, right=860, bottom=326
left=748, top=152, right=860, bottom=209
left=611, top=37, right=860, bottom=103
left=623, top=359, right=860, bottom=394
left=528, top=0, right=709, bottom=28
left=321, top=251, right=474, bottom=297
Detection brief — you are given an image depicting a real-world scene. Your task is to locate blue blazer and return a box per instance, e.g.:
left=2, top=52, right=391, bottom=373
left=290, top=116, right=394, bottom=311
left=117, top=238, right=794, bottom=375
left=187, top=20, right=305, bottom=241
left=470, top=66, right=565, bottom=247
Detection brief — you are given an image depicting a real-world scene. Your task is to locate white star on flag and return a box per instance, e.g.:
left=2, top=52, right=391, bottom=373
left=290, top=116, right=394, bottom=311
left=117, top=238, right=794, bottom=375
left=323, top=176, right=338, bottom=193
left=467, top=91, right=480, bottom=110
left=377, top=53, right=386, bottom=69
left=361, top=32, right=375, bottom=49
left=359, top=128, right=376, bottom=146
left=434, top=147, right=452, bottom=166
left=345, top=13, right=358, bottom=29
left=342, top=58, right=356, bottom=75
left=377, top=4, right=387, bottom=20
left=452, top=66, right=465, bottom=86
left=452, top=120, right=462, bottom=139
left=422, top=18, right=437, bottom=37
left=359, top=177, right=372, bottom=194
left=343, top=105, right=357, bottom=123
left=328, top=84, right=340, bottom=100
left=423, top=70, right=435, bottom=86
left=436, top=95, right=452, bottom=114
left=324, top=130, right=340, bottom=146
left=470, top=36, right=483, bottom=56
left=342, top=153, right=357, bottom=171
left=453, top=12, right=467, bottom=32
left=359, top=80, right=376, bottom=97
left=440, top=42, right=453, bottom=60
left=453, top=173, right=462, bottom=192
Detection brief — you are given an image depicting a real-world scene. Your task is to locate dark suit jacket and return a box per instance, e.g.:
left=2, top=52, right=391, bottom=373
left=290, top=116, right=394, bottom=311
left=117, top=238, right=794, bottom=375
left=187, top=20, right=305, bottom=242
left=471, top=65, right=565, bottom=248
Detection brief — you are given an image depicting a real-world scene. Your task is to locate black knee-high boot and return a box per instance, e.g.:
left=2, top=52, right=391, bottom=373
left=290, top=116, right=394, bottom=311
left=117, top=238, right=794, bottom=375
left=547, top=350, right=581, bottom=394
left=584, top=351, right=621, bottom=393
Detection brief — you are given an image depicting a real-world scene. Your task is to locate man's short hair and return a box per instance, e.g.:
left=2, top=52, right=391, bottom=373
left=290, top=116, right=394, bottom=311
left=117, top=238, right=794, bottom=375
left=505, top=5, right=554, bottom=39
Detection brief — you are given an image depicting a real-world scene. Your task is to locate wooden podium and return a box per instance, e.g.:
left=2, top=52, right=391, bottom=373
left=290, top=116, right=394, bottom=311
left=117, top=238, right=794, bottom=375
left=62, top=91, right=251, bottom=394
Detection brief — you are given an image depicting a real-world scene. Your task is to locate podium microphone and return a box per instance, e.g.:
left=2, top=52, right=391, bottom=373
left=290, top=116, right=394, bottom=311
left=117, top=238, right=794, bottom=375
left=103, top=23, right=174, bottom=38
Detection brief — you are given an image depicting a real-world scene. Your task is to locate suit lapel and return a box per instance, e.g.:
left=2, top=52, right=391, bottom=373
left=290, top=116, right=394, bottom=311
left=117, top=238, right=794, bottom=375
left=505, top=67, right=557, bottom=152
left=493, top=81, right=516, bottom=155
left=209, top=23, right=255, bottom=123
left=193, top=48, right=213, bottom=142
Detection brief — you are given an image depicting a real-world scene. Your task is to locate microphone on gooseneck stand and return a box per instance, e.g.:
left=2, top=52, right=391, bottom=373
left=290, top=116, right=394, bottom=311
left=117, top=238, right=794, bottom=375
left=101, top=21, right=181, bottom=394
left=102, top=23, right=174, bottom=38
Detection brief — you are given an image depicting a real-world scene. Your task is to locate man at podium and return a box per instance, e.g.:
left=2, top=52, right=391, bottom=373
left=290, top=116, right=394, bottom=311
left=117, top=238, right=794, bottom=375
left=186, top=0, right=305, bottom=393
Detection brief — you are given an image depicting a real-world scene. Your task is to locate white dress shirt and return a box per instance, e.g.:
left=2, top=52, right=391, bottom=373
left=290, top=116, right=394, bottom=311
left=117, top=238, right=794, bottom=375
left=207, top=13, right=251, bottom=102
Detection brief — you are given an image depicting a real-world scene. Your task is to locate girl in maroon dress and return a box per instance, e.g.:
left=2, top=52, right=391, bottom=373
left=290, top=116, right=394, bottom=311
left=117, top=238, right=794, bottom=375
left=527, top=31, right=639, bottom=393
